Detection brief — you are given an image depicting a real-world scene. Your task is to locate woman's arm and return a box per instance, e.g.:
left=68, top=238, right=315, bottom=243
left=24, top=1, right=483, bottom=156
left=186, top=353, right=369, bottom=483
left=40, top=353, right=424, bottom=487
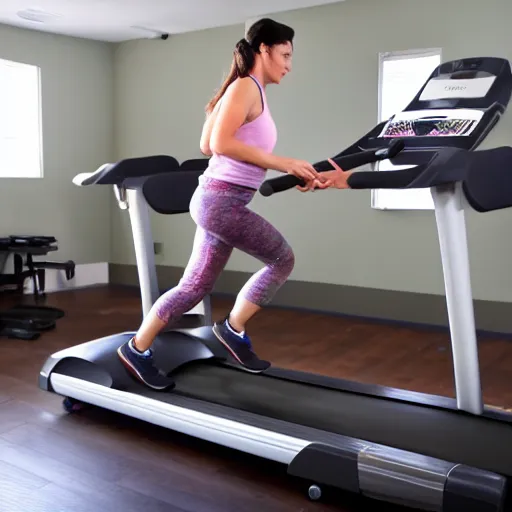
left=200, top=104, right=219, bottom=156
left=209, top=78, right=321, bottom=182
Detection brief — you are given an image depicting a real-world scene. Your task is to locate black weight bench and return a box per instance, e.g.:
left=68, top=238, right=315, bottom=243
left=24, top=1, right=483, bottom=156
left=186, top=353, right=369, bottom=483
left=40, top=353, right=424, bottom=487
left=0, top=235, right=75, bottom=299
left=0, top=235, right=75, bottom=340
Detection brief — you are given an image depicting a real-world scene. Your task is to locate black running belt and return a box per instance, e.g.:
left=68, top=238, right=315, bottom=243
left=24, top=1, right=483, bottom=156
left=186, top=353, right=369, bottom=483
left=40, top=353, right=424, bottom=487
left=123, top=364, right=512, bottom=477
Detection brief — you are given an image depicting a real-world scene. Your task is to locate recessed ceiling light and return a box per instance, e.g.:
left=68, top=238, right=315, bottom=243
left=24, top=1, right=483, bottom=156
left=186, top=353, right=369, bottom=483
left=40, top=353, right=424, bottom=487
left=16, top=8, right=61, bottom=23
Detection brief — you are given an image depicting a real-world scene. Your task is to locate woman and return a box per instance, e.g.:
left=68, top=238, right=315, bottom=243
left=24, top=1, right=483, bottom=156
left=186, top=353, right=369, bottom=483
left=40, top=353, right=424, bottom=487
left=117, top=17, right=326, bottom=390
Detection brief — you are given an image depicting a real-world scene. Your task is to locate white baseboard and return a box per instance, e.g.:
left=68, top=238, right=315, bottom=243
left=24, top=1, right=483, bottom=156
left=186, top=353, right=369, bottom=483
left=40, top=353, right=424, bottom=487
left=23, top=262, right=109, bottom=295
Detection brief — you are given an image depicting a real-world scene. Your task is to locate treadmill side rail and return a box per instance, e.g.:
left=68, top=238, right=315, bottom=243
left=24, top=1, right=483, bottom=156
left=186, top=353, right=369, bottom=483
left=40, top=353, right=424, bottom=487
left=358, top=445, right=452, bottom=511
left=287, top=442, right=360, bottom=493
left=443, top=465, right=508, bottom=512
left=49, top=372, right=311, bottom=465
left=289, top=443, right=508, bottom=512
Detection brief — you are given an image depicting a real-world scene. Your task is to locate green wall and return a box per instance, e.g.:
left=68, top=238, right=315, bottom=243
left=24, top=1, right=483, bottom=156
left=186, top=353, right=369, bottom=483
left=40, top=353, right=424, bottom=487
left=0, top=24, right=114, bottom=263
left=112, top=0, right=512, bottom=305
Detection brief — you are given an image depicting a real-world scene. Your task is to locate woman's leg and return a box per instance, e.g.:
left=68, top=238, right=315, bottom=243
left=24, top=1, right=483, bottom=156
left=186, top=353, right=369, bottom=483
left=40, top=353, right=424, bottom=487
left=231, top=226, right=294, bottom=331
left=210, top=205, right=295, bottom=368
left=134, top=227, right=233, bottom=352
left=228, top=299, right=261, bottom=333
left=117, top=225, right=233, bottom=389
left=134, top=226, right=233, bottom=352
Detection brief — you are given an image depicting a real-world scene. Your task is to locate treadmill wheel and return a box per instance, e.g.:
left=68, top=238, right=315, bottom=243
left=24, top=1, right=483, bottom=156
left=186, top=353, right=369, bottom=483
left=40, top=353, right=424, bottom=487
left=308, top=485, right=322, bottom=501
left=62, top=397, right=87, bottom=413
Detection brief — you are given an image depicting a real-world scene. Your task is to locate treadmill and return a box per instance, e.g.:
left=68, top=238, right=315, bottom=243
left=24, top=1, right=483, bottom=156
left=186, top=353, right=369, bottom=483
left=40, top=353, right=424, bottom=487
left=39, top=56, right=512, bottom=512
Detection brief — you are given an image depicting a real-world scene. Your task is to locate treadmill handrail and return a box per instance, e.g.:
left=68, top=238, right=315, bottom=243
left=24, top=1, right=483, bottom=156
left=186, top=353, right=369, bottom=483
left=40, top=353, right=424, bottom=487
left=259, top=138, right=405, bottom=196
left=73, top=156, right=210, bottom=187
left=73, top=155, right=180, bottom=187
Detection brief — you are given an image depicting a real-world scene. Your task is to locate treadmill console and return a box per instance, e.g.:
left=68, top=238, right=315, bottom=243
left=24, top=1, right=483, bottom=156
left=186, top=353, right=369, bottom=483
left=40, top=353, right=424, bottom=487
left=361, top=57, right=512, bottom=157
left=406, top=57, right=512, bottom=112
left=378, top=57, right=512, bottom=150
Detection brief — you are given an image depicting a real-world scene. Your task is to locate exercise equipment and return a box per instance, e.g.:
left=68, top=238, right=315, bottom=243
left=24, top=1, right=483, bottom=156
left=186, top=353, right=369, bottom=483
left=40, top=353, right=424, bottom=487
left=0, top=235, right=71, bottom=339
left=40, top=57, right=512, bottom=511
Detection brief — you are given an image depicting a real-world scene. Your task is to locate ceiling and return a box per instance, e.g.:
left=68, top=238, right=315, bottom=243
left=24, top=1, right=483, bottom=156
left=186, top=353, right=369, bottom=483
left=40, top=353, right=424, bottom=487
left=0, top=0, right=343, bottom=42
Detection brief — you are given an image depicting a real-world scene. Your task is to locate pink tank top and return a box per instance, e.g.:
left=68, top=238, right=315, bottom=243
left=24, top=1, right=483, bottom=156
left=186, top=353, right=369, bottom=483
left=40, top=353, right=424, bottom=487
left=203, top=75, right=277, bottom=190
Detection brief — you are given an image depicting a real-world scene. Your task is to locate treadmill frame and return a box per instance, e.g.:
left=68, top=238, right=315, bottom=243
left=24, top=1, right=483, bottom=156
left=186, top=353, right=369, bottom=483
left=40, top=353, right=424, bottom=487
left=45, top=352, right=508, bottom=512
left=37, top=164, right=511, bottom=512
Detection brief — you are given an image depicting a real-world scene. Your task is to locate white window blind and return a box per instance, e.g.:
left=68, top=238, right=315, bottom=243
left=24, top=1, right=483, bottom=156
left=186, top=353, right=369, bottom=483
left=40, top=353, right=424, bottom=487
left=372, top=49, right=442, bottom=210
left=0, top=58, right=43, bottom=178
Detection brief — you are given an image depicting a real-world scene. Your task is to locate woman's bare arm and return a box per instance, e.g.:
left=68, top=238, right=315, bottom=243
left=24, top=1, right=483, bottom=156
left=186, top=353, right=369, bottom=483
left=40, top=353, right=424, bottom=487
left=207, top=77, right=320, bottom=182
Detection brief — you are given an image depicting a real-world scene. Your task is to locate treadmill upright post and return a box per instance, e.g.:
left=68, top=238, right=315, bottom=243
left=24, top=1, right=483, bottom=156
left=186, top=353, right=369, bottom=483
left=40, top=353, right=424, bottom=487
left=431, top=182, right=483, bottom=415
left=125, top=183, right=160, bottom=318
left=120, top=176, right=207, bottom=324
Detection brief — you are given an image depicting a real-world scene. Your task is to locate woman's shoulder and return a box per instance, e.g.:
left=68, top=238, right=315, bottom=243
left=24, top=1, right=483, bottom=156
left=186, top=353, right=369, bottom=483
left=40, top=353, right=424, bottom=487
left=226, top=76, right=260, bottom=98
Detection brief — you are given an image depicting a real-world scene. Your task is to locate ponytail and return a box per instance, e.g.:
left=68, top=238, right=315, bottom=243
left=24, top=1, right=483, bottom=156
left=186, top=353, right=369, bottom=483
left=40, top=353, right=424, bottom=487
left=205, top=38, right=256, bottom=115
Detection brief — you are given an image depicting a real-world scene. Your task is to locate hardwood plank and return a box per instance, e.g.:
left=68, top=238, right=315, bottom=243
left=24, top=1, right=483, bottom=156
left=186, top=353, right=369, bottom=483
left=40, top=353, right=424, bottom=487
left=0, top=437, right=185, bottom=512
left=33, top=407, right=228, bottom=476
left=0, top=422, right=133, bottom=483
left=118, top=457, right=344, bottom=512
left=0, top=460, right=51, bottom=512
left=0, top=398, right=61, bottom=435
left=3, top=482, right=140, bottom=512
left=117, top=467, right=258, bottom=512
left=0, top=374, right=64, bottom=415
left=0, top=458, right=49, bottom=491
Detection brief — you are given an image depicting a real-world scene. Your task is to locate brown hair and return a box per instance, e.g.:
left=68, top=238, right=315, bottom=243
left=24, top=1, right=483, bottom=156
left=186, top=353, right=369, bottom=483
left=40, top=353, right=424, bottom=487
left=205, top=18, right=294, bottom=114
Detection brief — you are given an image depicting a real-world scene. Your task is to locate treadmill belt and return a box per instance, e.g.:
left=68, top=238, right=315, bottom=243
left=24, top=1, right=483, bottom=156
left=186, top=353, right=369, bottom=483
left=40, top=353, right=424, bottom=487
left=123, top=362, right=512, bottom=477
left=141, top=383, right=365, bottom=450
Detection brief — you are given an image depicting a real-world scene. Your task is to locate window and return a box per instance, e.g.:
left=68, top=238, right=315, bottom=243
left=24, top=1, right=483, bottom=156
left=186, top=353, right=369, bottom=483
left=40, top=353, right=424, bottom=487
left=0, top=58, right=43, bottom=178
left=372, top=49, right=442, bottom=210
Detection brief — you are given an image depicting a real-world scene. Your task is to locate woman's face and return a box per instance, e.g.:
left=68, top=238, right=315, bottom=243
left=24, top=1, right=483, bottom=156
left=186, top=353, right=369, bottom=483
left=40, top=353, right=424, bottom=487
left=262, top=41, right=293, bottom=84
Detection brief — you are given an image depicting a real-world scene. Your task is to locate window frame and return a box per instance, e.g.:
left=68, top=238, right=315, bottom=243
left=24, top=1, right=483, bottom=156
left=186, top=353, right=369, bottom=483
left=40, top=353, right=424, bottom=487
left=0, top=57, right=44, bottom=179
left=371, top=47, right=443, bottom=211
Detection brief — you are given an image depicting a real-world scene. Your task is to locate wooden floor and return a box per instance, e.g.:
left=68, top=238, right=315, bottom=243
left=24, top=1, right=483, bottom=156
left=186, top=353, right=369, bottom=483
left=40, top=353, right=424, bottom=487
left=1, top=285, right=512, bottom=512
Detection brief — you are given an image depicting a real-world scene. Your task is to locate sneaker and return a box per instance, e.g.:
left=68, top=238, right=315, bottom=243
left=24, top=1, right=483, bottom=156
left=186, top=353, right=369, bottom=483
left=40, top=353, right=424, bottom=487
left=117, top=338, right=175, bottom=390
left=212, top=318, right=270, bottom=373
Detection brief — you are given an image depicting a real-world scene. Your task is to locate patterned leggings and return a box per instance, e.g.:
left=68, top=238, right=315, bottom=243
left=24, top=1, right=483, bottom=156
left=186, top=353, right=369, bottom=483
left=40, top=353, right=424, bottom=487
left=154, top=176, right=295, bottom=324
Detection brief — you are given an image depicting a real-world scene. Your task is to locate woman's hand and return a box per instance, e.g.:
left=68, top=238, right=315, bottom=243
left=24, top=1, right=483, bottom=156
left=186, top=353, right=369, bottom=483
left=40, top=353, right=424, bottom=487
left=279, top=157, right=324, bottom=183
left=295, top=177, right=331, bottom=192
left=296, top=158, right=352, bottom=192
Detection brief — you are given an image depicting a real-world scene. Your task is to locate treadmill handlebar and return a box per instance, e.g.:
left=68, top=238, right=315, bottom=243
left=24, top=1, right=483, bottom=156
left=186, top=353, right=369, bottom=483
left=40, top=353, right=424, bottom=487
left=258, top=139, right=405, bottom=197
left=330, top=146, right=470, bottom=191
left=258, top=142, right=497, bottom=195
left=72, top=156, right=210, bottom=187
